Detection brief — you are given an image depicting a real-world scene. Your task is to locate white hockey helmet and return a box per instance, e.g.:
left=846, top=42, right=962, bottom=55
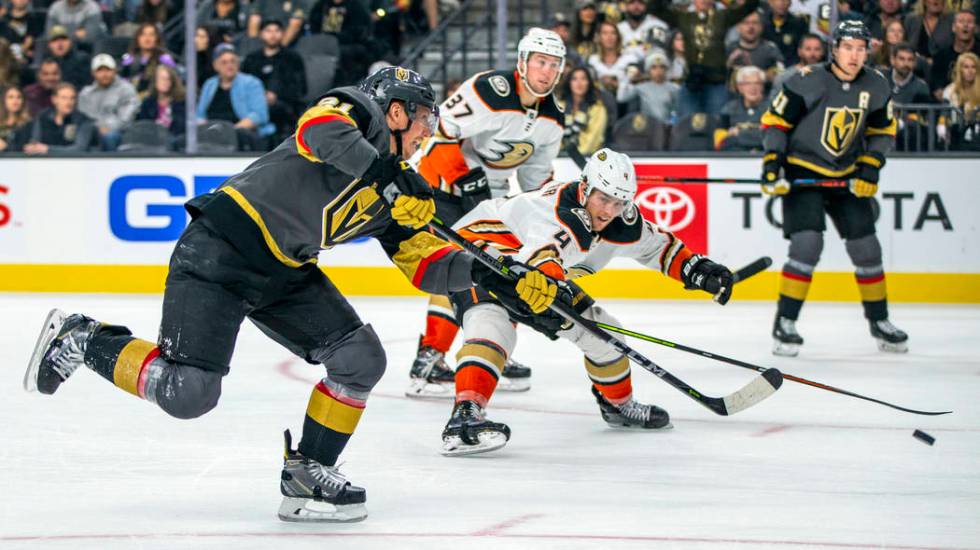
left=517, top=27, right=566, bottom=98
left=582, top=148, right=637, bottom=206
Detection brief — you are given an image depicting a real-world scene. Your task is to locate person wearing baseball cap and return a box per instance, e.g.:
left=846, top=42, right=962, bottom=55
left=44, top=24, right=92, bottom=89
left=78, top=52, right=139, bottom=150
left=616, top=50, right=679, bottom=123
left=198, top=42, right=274, bottom=150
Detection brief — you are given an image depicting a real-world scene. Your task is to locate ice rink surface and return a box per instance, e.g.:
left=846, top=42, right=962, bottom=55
left=1, top=293, right=978, bottom=550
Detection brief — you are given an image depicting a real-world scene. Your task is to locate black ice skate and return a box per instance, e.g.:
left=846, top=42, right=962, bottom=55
left=24, top=309, right=98, bottom=394
left=497, top=358, right=532, bottom=392
left=405, top=337, right=456, bottom=399
left=441, top=400, right=511, bottom=456
left=772, top=315, right=804, bottom=357
left=869, top=319, right=909, bottom=353
left=592, top=386, right=672, bottom=430
left=278, top=430, right=367, bottom=523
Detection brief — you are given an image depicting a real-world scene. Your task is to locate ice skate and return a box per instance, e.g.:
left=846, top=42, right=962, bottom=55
left=592, top=386, right=672, bottom=430
left=497, top=358, right=532, bottom=392
left=441, top=400, right=510, bottom=456
left=24, top=309, right=98, bottom=394
left=278, top=430, right=367, bottom=523
left=772, top=315, right=803, bottom=357
left=405, top=339, right=456, bottom=399
left=870, top=319, right=908, bottom=353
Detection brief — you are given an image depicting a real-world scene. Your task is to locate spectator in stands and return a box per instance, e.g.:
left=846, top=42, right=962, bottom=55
left=942, top=51, right=980, bottom=117
left=197, top=43, right=273, bottom=151
left=549, top=13, right=586, bottom=69
left=617, top=51, right=678, bottom=122
left=120, top=23, right=177, bottom=98
left=136, top=64, right=185, bottom=142
left=572, top=0, right=601, bottom=58
left=889, top=42, right=935, bottom=103
left=45, top=25, right=92, bottom=88
left=763, top=0, right=808, bottom=65
left=866, top=0, right=906, bottom=40
left=309, top=0, right=374, bottom=86
left=649, top=0, right=760, bottom=117
left=559, top=65, right=608, bottom=154
left=667, top=29, right=686, bottom=84
left=930, top=11, right=980, bottom=95
left=716, top=65, right=766, bottom=151
left=0, top=37, right=24, bottom=88
left=79, top=53, right=139, bottom=150
left=726, top=10, right=784, bottom=86
left=195, top=25, right=219, bottom=87
left=198, top=0, right=245, bottom=44
left=242, top=19, right=306, bottom=141
left=369, top=0, right=403, bottom=60
left=22, top=82, right=97, bottom=154
left=618, top=0, right=669, bottom=59
left=0, top=0, right=46, bottom=65
left=905, top=0, right=954, bottom=58
left=0, top=85, right=31, bottom=151
left=45, top=0, right=105, bottom=49
left=136, top=0, right=172, bottom=27
left=770, top=32, right=824, bottom=99
left=247, top=0, right=306, bottom=47
left=24, top=58, right=61, bottom=115
left=589, top=20, right=639, bottom=93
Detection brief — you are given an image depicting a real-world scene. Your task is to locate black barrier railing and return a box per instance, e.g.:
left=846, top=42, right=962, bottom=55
left=893, top=103, right=980, bottom=153
left=400, top=0, right=495, bottom=93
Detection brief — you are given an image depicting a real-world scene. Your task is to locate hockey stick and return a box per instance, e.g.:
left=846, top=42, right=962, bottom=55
left=732, top=256, right=772, bottom=283
left=591, top=322, right=952, bottom=416
left=635, top=176, right=848, bottom=188
left=429, top=217, right=784, bottom=416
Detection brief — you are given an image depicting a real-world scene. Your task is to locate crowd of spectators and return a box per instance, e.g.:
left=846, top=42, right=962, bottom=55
left=2, top=0, right=980, bottom=154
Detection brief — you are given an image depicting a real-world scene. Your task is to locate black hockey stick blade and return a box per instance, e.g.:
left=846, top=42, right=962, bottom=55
left=428, top=217, right=782, bottom=416
left=732, top=256, right=772, bottom=283
left=566, top=145, right=588, bottom=169
left=595, top=321, right=953, bottom=416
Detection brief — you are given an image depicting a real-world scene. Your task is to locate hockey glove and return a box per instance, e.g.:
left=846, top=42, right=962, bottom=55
left=455, top=167, right=492, bottom=211
left=471, top=257, right=558, bottom=315
left=373, top=156, right=436, bottom=229
left=681, top=255, right=734, bottom=305
left=850, top=153, right=883, bottom=198
left=760, top=152, right=790, bottom=196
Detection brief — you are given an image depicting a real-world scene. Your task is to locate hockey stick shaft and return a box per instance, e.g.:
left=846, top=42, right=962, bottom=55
left=635, top=176, right=848, bottom=188
left=732, top=256, right=772, bottom=283
left=428, top=217, right=783, bottom=416
left=592, top=322, right=952, bottom=416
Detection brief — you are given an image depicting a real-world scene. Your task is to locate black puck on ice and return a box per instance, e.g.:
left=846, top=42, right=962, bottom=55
left=913, top=429, right=935, bottom=446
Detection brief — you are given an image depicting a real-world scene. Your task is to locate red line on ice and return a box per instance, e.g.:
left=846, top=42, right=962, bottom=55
left=469, top=513, right=545, bottom=536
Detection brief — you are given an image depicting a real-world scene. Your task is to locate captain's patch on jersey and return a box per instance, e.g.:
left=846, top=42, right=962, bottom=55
left=820, top=106, right=864, bottom=157
left=489, top=75, right=511, bottom=96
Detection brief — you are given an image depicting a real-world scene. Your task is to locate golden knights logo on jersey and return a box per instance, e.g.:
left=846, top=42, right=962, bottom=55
left=478, top=140, right=535, bottom=169
left=820, top=106, right=864, bottom=156
left=322, top=181, right=384, bottom=247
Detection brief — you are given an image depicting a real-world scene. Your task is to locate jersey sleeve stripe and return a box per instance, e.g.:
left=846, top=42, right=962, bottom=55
left=295, top=107, right=358, bottom=161
left=760, top=111, right=793, bottom=131
left=865, top=118, right=897, bottom=137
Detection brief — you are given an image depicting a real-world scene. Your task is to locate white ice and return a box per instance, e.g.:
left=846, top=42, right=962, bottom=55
left=1, top=293, right=978, bottom=550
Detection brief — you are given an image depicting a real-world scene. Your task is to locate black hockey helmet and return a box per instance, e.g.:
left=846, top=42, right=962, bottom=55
left=832, top=20, right=872, bottom=47
left=358, top=66, right=439, bottom=121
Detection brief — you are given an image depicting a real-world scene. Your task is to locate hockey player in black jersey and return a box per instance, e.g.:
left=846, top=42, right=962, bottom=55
left=760, top=20, right=908, bottom=356
left=22, top=67, right=559, bottom=522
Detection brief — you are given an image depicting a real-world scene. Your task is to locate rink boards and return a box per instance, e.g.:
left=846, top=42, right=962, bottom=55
left=0, top=155, right=976, bottom=302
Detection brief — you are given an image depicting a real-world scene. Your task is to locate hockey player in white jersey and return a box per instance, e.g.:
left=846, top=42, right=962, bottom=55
left=408, top=28, right=567, bottom=398
left=440, top=149, right=735, bottom=456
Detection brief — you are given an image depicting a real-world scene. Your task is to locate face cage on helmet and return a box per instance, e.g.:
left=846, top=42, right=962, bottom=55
left=518, top=51, right=565, bottom=98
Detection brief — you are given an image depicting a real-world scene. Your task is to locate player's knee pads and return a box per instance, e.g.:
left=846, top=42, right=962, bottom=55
left=153, top=362, right=223, bottom=420
left=845, top=234, right=883, bottom=268
left=787, top=230, right=824, bottom=271
left=312, top=323, right=386, bottom=394
left=460, top=304, right=518, bottom=358
left=561, top=305, right=623, bottom=365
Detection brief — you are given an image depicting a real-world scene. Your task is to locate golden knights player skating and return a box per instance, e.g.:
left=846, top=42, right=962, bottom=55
left=22, top=67, right=557, bottom=522
left=408, top=28, right=567, bottom=397
left=760, top=20, right=908, bottom=356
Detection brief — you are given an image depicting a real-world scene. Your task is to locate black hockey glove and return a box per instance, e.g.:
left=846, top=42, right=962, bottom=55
left=681, top=255, right=734, bottom=305
left=454, top=167, right=491, bottom=211
left=471, top=257, right=569, bottom=340
left=760, top=152, right=789, bottom=196
left=362, top=153, right=401, bottom=188
left=850, top=152, right=883, bottom=198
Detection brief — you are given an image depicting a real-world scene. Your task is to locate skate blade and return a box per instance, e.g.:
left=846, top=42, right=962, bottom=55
left=405, top=378, right=455, bottom=399
left=23, top=308, right=67, bottom=393
left=277, top=496, right=367, bottom=523
left=440, top=432, right=509, bottom=457
left=772, top=340, right=800, bottom=357
left=876, top=339, right=909, bottom=353
left=496, top=377, right=531, bottom=393
left=604, top=420, right=674, bottom=431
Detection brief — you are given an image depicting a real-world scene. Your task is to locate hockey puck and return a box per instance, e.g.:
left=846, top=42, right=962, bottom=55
left=912, top=429, right=935, bottom=446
